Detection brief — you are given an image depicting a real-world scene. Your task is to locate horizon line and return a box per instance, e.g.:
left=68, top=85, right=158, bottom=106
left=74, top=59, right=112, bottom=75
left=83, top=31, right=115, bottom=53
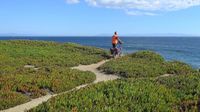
left=0, top=35, right=200, bottom=38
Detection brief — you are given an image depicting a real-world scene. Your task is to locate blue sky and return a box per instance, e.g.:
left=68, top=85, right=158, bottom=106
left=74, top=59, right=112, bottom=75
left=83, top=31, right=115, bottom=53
left=0, top=0, right=200, bottom=36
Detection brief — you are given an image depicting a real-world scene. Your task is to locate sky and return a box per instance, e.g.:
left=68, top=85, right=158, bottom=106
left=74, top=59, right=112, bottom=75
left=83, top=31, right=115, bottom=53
left=0, top=0, right=200, bottom=36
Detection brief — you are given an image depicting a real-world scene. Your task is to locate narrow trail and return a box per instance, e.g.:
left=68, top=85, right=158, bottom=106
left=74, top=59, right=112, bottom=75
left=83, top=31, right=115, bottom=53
left=1, top=60, right=119, bottom=112
left=156, top=74, right=174, bottom=79
left=72, top=60, right=119, bottom=83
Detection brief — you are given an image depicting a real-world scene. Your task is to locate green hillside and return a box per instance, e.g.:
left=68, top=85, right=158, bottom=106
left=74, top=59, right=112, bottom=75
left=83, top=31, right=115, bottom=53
left=30, top=51, right=200, bottom=112
left=0, top=40, right=108, bottom=110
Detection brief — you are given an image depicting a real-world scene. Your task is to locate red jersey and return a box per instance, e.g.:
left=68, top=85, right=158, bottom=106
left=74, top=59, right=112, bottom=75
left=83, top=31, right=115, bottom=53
left=112, top=35, right=118, bottom=44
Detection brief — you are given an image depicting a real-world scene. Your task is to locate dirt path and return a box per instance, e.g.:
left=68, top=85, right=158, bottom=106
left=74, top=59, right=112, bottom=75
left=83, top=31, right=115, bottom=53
left=72, top=60, right=119, bottom=83
left=1, top=60, right=119, bottom=112
left=155, top=74, right=174, bottom=79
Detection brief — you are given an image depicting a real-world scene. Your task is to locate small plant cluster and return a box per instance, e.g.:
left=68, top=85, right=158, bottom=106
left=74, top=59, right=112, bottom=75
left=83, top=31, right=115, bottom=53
left=0, top=40, right=107, bottom=110
left=99, top=51, right=195, bottom=78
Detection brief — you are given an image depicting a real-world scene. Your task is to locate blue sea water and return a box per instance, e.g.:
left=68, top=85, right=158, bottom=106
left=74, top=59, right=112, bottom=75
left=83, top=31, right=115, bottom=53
left=0, top=37, right=200, bottom=69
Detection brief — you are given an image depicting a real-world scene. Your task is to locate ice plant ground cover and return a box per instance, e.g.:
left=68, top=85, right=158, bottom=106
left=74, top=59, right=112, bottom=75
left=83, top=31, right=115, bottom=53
left=99, top=51, right=195, bottom=78
left=30, top=51, right=200, bottom=111
left=0, top=40, right=108, bottom=110
left=30, top=74, right=200, bottom=111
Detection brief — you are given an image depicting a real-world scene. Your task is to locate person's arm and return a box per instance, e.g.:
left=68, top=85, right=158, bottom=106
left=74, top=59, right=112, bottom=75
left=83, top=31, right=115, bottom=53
left=118, top=38, right=123, bottom=44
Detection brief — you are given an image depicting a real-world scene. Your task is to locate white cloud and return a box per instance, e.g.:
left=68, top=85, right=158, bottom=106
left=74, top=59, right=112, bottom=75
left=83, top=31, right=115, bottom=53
left=66, top=0, right=80, bottom=4
left=68, top=0, right=200, bottom=15
left=125, top=10, right=157, bottom=16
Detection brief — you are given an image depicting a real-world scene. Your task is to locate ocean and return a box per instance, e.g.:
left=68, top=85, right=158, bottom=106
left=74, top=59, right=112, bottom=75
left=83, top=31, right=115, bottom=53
left=0, top=37, right=200, bottom=69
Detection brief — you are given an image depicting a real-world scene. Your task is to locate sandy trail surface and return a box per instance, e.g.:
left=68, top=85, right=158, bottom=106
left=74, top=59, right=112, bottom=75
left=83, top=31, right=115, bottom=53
left=72, top=60, right=119, bottom=83
left=1, top=60, right=119, bottom=112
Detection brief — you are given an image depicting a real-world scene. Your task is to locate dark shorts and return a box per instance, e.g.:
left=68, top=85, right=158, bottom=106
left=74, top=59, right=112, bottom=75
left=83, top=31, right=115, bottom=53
left=112, top=44, right=116, bottom=48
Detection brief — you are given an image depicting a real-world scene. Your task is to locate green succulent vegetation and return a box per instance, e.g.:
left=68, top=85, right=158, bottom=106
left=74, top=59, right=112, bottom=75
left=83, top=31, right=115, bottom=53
left=2, top=41, right=200, bottom=111
left=30, top=79, right=177, bottom=112
left=30, top=73, right=200, bottom=112
left=156, top=73, right=200, bottom=111
left=99, top=51, right=195, bottom=78
left=0, top=40, right=108, bottom=110
left=0, top=91, right=30, bottom=110
left=30, top=50, right=200, bottom=112
left=0, top=40, right=108, bottom=74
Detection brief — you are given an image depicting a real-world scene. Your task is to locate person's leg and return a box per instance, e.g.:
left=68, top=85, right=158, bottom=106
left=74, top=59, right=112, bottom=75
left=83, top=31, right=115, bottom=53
left=112, top=44, right=116, bottom=48
left=112, top=44, right=118, bottom=55
left=111, top=44, right=116, bottom=55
